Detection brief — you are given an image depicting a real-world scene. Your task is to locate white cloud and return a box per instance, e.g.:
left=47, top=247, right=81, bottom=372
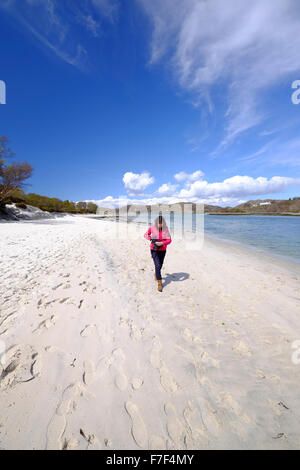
left=86, top=172, right=300, bottom=208
left=123, top=171, right=155, bottom=195
left=177, top=175, right=300, bottom=199
left=174, top=170, right=204, bottom=182
left=137, top=0, right=300, bottom=148
left=157, top=182, right=178, bottom=196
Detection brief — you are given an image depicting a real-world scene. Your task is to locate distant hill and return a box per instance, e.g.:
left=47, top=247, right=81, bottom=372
left=233, top=198, right=300, bottom=214
left=4, top=194, right=298, bottom=220
left=96, top=198, right=300, bottom=216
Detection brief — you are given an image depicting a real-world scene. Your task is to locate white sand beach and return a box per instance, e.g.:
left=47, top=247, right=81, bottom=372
left=0, top=214, right=300, bottom=450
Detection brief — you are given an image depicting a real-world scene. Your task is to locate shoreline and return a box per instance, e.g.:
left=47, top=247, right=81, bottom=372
left=77, top=213, right=300, bottom=271
left=205, top=213, right=300, bottom=216
left=203, top=232, right=300, bottom=273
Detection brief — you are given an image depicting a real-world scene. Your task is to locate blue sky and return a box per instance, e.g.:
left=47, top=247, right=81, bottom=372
left=0, top=0, right=300, bottom=207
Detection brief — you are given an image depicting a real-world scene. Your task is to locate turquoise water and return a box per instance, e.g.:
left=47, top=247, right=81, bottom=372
left=133, top=212, right=300, bottom=263
left=204, top=215, right=300, bottom=263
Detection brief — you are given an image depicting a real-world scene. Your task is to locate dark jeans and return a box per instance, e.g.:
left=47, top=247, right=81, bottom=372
left=151, top=249, right=166, bottom=281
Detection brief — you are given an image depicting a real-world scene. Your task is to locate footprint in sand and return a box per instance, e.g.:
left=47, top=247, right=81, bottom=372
left=225, top=328, right=239, bottom=339
left=132, top=377, right=144, bottom=390
left=149, top=436, right=166, bottom=450
left=159, top=365, right=179, bottom=394
left=56, top=382, right=84, bottom=416
left=150, top=342, right=162, bottom=369
left=96, top=353, right=115, bottom=378
left=180, top=327, right=206, bottom=346
left=37, top=297, right=48, bottom=309
left=112, top=348, right=125, bottom=363
left=31, top=354, right=42, bottom=378
left=62, top=283, right=71, bottom=289
left=61, top=273, right=71, bottom=278
left=33, top=315, right=58, bottom=333
left=183, top=400, right=205, bottom=443
left=79, top=428, right=101, bottom=449
left=150, top=340, right=179, bottom=394
left=83, top=360, right=96, bottom=385
left=95, top=347, right=128, bottom=390
left=80, top=324, right=96, bottom=337
left=125, top=401, right=148, bottom=448
left=219, top=391, right=253, bottom=441
left=104, top=438, right=112, bottom=448
left=0, top=309, right=18, bottom=329
left=197, top=396, right=222, bottom=437
left=0, top=358, right=21, bottom=381
left=62, top=438, right=79, bottom=450
left=46, top=414, right=67, bottom=450
left=130, top=324, right=143, bottom=341
left=110, top=348, right=128, bottom=391
left=164, top=403, right=188, bottom=449
left=59, top=297, right=73, bottom=305
left=232, top=341, right=252, bottom=357
left=52, top=283, right=63, bottom=291
left=257, top=370, right=266, bottom=379
left=112, top=366, right=128, bottom=391
left=46, top=382, right=84, bottom=450
left=0, top=344, right=42, bottom=388
left=220, top=392, right=252, bottom=425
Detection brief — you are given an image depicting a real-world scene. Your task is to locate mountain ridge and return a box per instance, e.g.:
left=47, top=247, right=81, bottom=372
left=96, top=197, right=300, bottom=216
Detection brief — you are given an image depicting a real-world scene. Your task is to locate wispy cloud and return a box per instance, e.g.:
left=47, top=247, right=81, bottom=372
left=91, top=0, right=119, bottom=22
left=137, top=0, right=300, bottom=150
left=239, top=136, right=300, bottom=168
left=0, top=0, right=120, bottom=68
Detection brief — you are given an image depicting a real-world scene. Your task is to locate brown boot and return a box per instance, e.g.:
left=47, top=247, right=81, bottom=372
left=154, top=273, right=157, bottom=281
left=157, top=280, right=162, bottom=292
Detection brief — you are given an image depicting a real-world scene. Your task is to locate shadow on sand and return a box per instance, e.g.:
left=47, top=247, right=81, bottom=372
left=162, top=272, right=190, bottom=288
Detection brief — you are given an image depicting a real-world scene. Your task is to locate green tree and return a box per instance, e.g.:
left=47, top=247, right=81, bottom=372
left=0, top=136, right=33, bottom=206
left=76, top=201, right=87, bottom=213
left=87, top=202, right=97, bottom=213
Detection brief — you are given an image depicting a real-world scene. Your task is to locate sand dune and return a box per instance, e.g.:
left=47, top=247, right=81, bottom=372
left=0, top=215, right=300, bottom=450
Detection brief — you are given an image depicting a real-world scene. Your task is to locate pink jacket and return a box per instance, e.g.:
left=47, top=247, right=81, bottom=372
left=144, top=225, right=172, bottom=251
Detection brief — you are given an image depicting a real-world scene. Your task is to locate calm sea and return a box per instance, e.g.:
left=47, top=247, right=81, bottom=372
left=133, top=213, right=300, bottom=264
left=203, top=215, right=300, bottom=264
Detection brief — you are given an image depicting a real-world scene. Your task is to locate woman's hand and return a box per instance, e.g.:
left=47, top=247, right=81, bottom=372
left=155, top=242, right=164, bottom=247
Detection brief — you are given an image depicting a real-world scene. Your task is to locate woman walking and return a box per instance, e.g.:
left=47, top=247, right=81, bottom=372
left=144, top=215, right=172, bottom=292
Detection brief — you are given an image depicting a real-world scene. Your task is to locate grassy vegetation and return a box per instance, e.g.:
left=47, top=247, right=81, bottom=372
left=204, top=198, right=300, bottom=215
left=3, top=188, right=97, bottom=215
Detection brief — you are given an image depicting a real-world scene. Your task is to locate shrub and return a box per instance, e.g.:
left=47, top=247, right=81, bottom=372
left=15, top=202, right=27, bottom=209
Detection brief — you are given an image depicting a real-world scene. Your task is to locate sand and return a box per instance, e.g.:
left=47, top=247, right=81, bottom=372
left=0, top=214, right=300, bottom=450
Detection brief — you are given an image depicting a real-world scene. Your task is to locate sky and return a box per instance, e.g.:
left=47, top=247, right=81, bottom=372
left=1, top=0, right=300, bottom=208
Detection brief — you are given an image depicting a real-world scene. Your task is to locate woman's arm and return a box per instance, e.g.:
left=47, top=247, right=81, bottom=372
left=144, top=227, right=152, bottom=240
left=162, top=230, right=172, bottom=249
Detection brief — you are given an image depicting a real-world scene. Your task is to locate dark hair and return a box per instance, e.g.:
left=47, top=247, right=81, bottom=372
left=154, top=215, right=166, bottom=230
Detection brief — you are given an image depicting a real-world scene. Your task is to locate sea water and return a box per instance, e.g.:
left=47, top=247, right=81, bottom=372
left=133, top=212, right=300, bottom=264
